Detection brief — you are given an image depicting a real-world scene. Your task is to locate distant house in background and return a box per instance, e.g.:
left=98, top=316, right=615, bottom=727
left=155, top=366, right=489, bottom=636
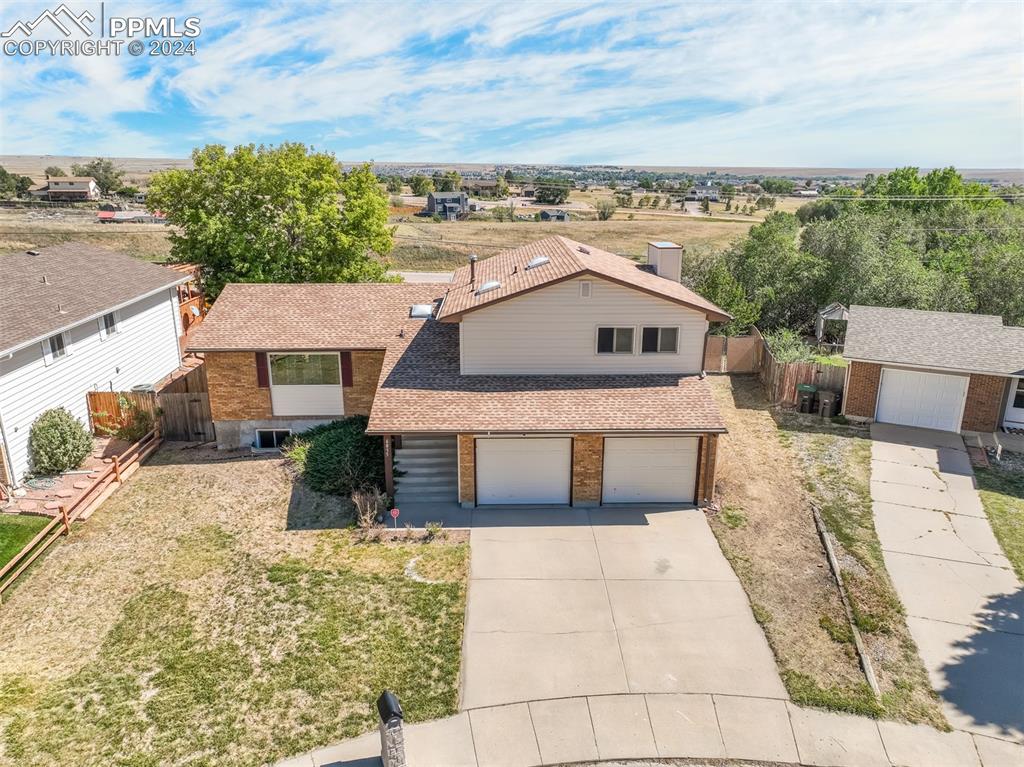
left=540, top=209, right=570, bottom=222
left=520, top=185, right=536, bottom=198
left=793, top=188, right=820, bottom=197
left=28, top=177, right=101, bottom=201
left=684, top=182, right=720, bottom=202
left=426, top=191, right=468, bottom=220
left=461, top=179, right=501, bottom=196
left=0, top=244, right=189, bottom=488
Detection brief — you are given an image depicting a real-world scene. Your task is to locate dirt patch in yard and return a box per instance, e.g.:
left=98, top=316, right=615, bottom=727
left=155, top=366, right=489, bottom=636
left=707, top=376, right=945, bottom=727
left=0, top=445, right=468, bottom=767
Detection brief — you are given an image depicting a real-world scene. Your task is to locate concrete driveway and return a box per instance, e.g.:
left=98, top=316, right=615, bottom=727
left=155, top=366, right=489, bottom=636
left=870, top=424, right=1024, bottom=743
left=461, top=506, right=786, bottom=710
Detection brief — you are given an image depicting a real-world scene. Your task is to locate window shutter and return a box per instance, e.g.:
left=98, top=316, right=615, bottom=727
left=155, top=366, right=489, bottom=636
left=340, top=351, right=353, bottom=387
left=255, top=353, right=269, bottom=388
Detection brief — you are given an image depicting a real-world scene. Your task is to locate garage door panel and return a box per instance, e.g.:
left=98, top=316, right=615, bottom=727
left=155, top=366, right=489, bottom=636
left=603, top=437, right=697, bottom=504
left=876, top=368, right=967, bottom=433
left=476, top=438, right=571, bottom=505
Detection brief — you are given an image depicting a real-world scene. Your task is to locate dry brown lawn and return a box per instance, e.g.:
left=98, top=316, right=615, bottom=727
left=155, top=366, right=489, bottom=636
left=707, top=376, right=945, bottom=727
left=0, top=445, right=468, bottom=767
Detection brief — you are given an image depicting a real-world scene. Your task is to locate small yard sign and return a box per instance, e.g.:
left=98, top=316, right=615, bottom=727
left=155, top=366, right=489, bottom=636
left=390, top=507, right=400, bottom=528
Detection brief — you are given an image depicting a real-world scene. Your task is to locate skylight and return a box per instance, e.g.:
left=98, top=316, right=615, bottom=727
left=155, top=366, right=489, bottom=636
left=409, top=304, right=434, bottom=319
left=475, top=280, right=501, bottom=295
left=525, top=255, right=550, bottom=270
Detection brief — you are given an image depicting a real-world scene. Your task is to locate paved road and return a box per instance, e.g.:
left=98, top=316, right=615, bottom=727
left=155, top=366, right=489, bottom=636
left=870, top=424, right=1023, bottom=743
left=461, top=506, right=785, bottom=708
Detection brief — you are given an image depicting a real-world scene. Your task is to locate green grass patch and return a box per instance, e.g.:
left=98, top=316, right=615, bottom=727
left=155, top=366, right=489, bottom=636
left=782, top=669, right=884, bottom=718
left=819, top=614, right=854, bottom=644
left=976, top=464, right=1024, bottom=580
left=0, top=515, right=49, bottom=571
left=720, top=506, right=747, bottom=529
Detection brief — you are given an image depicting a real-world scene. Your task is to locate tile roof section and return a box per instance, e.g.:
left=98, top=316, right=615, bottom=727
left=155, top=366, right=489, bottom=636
left=0, top=243, right=189, bottom=355
left=185, top=283, right=449, bottom=352
left=365, top=319, right=725, bottom=434
left=844, top=305, right=1024, bottom=376
left=436, top=235, right=730, bottom=322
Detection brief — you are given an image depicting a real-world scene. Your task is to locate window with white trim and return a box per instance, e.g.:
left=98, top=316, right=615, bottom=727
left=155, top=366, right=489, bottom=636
left=100, top=311, right=119, bottom=338
left=596, top=327, right=634, bottom=354
left=43, top=332, right=67, bottom=364
left=641, top=326, right=679, bottom=354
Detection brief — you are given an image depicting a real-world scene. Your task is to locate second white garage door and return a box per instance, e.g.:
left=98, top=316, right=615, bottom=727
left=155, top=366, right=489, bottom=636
left=602, top=437, right=698, bottom=504
left=476, top=438, right=571, bottom=505
left=875, top=368, right=968, bottom=432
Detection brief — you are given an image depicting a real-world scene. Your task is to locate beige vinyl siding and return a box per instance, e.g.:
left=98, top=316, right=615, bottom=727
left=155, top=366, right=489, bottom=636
left=459, top=276, right=708, bottom=374
left=0, top=289, right=181, bottom=483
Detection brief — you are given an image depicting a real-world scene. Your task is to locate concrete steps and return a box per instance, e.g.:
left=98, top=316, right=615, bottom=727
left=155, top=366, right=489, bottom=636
left=394, top=435, right=457, bottom=503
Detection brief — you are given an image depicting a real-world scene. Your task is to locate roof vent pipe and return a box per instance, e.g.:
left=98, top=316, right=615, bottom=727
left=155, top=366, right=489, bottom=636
left=41, top=275, right=49, bottom=284
left=469, top=254, right=478, bottom=284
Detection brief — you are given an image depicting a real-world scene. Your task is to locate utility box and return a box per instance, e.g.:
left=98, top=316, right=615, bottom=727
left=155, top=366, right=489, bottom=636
left=646, top=241, right=684, bottom=282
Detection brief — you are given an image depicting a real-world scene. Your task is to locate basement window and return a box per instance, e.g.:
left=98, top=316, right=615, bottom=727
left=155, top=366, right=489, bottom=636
left=255, top=429, right=291, bottom=450
left=597, top=327, right=634, bottom=354
left=641, top=326, right=679, bottom=353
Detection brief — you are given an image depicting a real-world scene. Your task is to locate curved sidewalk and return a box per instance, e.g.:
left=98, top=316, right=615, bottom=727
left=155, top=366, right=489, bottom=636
left=277, top=691, right=1023, bottom=767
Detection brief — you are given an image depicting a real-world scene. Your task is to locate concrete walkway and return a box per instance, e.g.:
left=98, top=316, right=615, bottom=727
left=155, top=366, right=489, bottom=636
left=277, top=692, right=1024, bottom=767
left=870, top=424, right=1023, bottom=743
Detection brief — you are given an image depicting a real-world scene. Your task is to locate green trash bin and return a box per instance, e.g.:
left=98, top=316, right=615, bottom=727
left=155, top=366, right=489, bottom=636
left=796, top=383, right=818, bottom=414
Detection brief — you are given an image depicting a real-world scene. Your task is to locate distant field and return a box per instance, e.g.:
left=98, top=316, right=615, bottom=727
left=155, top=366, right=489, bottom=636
left=0, top=205, right=755, bottom=271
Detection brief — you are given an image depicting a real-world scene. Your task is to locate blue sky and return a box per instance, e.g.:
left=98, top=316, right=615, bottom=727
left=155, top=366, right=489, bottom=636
left=1, top=0, right=1021, bottom=167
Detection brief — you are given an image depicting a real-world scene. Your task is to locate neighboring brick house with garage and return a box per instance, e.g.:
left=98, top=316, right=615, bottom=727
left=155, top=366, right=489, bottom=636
left=187, top=236, right=731, bottom=508
left=842, top=305, right=1024, bottom=434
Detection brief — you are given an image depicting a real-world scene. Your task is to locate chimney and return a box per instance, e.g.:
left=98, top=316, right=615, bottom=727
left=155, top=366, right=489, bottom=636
left=646, top=241, right=683, bottom=282
left=469, top=253, right=478, bottom=284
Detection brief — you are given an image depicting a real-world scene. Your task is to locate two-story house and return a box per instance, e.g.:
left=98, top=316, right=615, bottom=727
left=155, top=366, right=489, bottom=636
left=28, top=177, right=101, bottom=201
left=188, top=236, right=730, bottom=508
left=0, top=244, right=189, bottom=488
left=425, top=191, right=469, bottom=220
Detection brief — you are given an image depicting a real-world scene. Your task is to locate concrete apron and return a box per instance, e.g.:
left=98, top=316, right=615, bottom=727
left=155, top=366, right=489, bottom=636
left=869, top=423, right=1024, bottom=744
left=276, top=692, right=1023, bottom=767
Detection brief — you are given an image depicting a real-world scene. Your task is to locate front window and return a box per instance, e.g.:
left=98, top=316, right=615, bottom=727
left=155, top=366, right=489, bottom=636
left=1014, top=379, right=1024, bottom=409
left=269, top=353, right=340, bottom=385
left=48, top=333, right=66, bottom=359
left=102, top=312, right=118, bottom=336
left=641, top=326, right=679, bottom=354
left=597, top=327, right=634, bottom=354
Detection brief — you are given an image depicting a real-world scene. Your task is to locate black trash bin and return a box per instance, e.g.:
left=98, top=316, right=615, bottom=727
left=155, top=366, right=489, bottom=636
left=797, top=383, right=817, bottom=414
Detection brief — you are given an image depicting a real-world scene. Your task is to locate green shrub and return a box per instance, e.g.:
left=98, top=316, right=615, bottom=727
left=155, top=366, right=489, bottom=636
left=762, top=328, right=814, bottom=362
left=28, top=408, right=92, bottom=475
left=283, top=416, right=386, bottom=496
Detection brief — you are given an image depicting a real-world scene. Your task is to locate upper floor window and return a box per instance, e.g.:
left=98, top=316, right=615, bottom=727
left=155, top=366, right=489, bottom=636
left=641, top=326, right=679, bottom=354
left=100, top=311, right=119, bottom=337
left=44, top=332, right=67, bottom=364
left=597, top=327, right=634, bottom=354
left=269, top=353, right=340, bottom=385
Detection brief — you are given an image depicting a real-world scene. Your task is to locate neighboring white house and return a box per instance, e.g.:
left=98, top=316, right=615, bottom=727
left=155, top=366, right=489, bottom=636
left=684, top=182, right=720, bottom=201
left=28, top=177, right=101, bottom=201
left=0, top=243, right=189, bottom=487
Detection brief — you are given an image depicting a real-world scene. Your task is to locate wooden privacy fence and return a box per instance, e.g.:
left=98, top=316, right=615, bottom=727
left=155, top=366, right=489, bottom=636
left=0, top=427, right=162, bottom=601
left=87, top=363, right=214, bottom=442
left=703, top=333, right=762, bottom=374
left=756, top=328, right=847, bottom=407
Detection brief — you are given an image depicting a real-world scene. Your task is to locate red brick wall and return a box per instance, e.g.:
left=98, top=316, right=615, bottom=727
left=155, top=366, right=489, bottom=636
left=206, top=352, right=272, bottom=422
left=457, top=435, right=475, bottom=505
left=572, top=435, right=603, bottom=505
left=844, top=362, right=882, bottom=419
left=961, top=374, right=1008, bottom=432
left=696, top=434, right=719, bottom=506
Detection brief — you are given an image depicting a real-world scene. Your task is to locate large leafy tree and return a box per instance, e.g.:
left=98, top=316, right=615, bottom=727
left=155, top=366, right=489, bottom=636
left=148, top=144, right=394, bottom=298
left=70, top=158, right=124, bottom=193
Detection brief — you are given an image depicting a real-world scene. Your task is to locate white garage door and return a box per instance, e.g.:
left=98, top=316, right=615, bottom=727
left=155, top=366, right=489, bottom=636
left=875, top=368, right=968, bottom=432
left=476, top=438, right=571, bottom=505
left=602, top=437, right=698, bottom=504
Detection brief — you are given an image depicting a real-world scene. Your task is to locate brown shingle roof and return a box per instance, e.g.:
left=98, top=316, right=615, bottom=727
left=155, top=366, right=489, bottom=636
left=365, top=319, right=725, bottom=434
left=845, top=305, right=1024, bottom=376
left=0, top=243, right=189, bottom=355
left=436, top=235, right=730, bottom=322
left=185, top=283, right=449, bottom=352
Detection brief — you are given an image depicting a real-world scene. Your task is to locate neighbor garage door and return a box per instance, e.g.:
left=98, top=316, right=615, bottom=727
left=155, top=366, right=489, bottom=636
left=475, top=438, right=571, bottom=505
left=602, top=437, right=698, bottom=504
left=875, top=368, right=968, bottom=432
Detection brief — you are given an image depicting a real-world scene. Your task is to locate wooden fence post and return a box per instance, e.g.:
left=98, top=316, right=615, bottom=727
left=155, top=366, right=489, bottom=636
left=113, top=455, right=122, bottom=484
left=59, top=505, right=70, bottom=535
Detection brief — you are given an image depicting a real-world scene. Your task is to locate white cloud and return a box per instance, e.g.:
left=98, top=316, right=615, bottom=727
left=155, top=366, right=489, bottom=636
left=0, top=0, right=1020, bottom=166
